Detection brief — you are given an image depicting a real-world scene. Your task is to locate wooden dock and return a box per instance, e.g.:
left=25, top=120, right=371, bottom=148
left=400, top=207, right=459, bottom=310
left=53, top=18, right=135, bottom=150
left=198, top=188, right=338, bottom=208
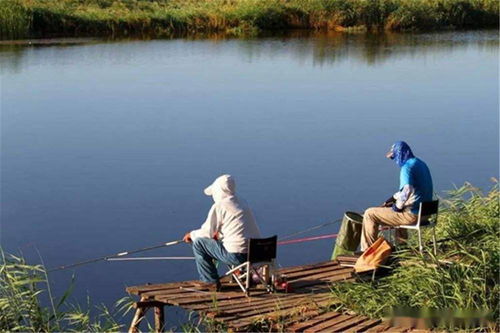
left=126, top=258, right=409, bottom=332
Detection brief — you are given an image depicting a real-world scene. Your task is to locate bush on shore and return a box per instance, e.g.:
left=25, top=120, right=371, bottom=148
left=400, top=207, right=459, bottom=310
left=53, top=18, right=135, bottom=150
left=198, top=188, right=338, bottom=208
left=0, top=0, right=498, bottom=40
left=0, top=251, right=131, bottom=332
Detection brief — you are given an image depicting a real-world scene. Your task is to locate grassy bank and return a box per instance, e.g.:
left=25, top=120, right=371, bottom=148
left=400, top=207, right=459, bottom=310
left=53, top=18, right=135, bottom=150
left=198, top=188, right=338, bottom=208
left=0, top=0, right=498, bottom=40
left=330, top=181, right=499, bottom=331
left=0, top=251, right=131, bottom=331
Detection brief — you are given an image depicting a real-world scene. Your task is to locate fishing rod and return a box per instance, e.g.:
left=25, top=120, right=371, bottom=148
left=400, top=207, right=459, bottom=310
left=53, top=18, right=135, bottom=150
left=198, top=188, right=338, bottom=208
left=107, top=256, right=195, bottom=261
left=103, top=233, right=339, bottom=262
left=278, top=233, right=338, bottom=245
left=279, top=218, right=342, bottom=241
left=49, top=217, right=343, bottom=271
left=48, top=239, right=184, bottom=272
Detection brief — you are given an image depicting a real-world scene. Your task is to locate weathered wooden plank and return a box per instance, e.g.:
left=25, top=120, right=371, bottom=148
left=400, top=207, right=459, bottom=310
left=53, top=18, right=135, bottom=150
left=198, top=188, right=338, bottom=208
left=209, top=294, right=331, bottom=319
left=285, top=265, right=351, bottom=280
left=127, top=281, right=198, bottom=294
left=187, top=285, right=328, bottom=311
left=303, top=314, right=352, bottom=333
left=217, top=297, right=333, bottom=326
left=187, top=294, right=278, bottom=311
left=227, top=298, right=334, bottom=331
left=143, top=283, right=263, bottom=299
left=344, top=318, right=382, bottom=332
left=161, top=282, right=333, bottom=308
left=336, top=255, right=360, bottom=262
left=279, top=261, right=340, bottom=275
left=133, top=300, right=165, bottom=309
left=140, top=289, right=193, bottom=299
left=292, top=267, right=353, bottom=283
left=317, top=315, right=369, bottom=332
left=157, top=290, right=267, bottom=306
left=366, top=323, right=394, bottom=332
left=286, top=312, right=343, bottom=332
left=209, top=295, right=333, bottom=324
left=381, top=326, right=409, bottom=332
left=291, top=273, right=354, bottom=289
left=201, top=293, right=316, bottom=314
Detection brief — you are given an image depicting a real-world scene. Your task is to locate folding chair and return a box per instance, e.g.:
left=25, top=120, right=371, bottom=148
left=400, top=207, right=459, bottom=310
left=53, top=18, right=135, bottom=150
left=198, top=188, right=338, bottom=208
left=224, top=235, right=277, bottom=296
left=389, top=200, right=439, bottom=255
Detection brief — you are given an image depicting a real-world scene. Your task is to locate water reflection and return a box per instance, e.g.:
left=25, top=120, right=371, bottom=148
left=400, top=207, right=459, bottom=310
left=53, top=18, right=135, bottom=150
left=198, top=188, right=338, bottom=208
left=1, top=30, right=497, bottom=74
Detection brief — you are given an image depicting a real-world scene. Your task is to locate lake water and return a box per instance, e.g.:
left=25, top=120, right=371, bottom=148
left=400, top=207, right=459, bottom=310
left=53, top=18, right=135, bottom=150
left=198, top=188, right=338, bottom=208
left=1, top=30, right=498, bottom=326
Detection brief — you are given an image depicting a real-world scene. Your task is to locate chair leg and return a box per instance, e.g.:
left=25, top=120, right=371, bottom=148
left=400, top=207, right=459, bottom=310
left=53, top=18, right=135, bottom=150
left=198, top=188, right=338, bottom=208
left=417, top=229, right=423, bottom=253
left=245, top=262, right=251, bottom=297
left=432, top=227, right=437, bottom=256
left=392, top=229, right=397, bottom=249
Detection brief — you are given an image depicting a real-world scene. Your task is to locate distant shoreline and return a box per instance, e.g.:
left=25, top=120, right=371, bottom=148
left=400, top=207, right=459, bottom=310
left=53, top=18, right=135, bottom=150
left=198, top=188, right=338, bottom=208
left=1, top=0, right=498, bottom=40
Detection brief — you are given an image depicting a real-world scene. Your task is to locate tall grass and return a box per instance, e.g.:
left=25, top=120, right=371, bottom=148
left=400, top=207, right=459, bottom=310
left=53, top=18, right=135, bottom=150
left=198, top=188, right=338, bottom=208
left=330, top=181, right=499, bottom=330
left=0, top=0, right=498, bottom=40
left=0, top=250, right=132, bottom=332
left=0, top=0, right=31, bottom=39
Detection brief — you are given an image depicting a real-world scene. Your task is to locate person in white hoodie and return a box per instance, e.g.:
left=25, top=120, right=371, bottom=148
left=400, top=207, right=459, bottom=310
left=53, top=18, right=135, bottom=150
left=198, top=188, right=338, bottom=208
left=183, top=174, right=261, bottom=290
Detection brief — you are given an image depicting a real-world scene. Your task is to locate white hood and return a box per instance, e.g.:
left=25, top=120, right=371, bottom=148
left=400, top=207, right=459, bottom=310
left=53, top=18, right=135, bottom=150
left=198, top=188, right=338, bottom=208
left=204, top=174, right=236, bottom=203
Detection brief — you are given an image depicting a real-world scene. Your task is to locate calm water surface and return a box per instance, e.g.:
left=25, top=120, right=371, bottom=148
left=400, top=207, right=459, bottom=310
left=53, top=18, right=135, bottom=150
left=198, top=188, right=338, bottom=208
left=1, top=31, right=498, bottom=325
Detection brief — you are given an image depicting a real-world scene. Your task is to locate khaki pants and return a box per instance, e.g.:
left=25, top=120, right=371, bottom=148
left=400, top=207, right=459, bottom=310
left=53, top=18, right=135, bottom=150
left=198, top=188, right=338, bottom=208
left=360, top=207, right=417, bottom=251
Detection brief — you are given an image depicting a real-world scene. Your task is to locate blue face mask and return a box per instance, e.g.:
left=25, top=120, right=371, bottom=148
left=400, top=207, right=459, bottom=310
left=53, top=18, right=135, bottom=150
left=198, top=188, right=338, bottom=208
left=387, top=141, right=415, bottom=167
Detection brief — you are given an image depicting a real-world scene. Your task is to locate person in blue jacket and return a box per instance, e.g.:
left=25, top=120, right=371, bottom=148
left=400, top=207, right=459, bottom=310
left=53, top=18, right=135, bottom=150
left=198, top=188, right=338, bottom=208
left=360, top=141, right=433, bottom=250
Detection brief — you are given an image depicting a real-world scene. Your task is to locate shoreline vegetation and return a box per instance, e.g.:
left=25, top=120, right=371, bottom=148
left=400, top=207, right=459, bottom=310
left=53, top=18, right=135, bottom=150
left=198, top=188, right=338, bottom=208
left=1, top=181, right=498, bottom=331
left=0, top=0, right=499, bottom=40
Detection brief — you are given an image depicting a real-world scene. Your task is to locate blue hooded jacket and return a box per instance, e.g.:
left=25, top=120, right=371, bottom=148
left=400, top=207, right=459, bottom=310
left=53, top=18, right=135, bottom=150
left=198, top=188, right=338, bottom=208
left=389, top=141, right=433, bottom=214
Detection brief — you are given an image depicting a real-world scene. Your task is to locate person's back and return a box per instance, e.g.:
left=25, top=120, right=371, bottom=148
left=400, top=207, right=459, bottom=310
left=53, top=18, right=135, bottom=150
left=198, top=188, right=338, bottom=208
left=215, top=196, right=260, bottom=253
left=400, top=157, right=433, bottom=214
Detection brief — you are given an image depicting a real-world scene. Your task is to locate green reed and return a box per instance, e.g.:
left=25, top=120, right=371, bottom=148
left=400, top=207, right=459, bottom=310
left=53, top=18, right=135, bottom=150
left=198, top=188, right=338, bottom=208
left=330, top=181, right=499, bottom=330
left=0, top=0, right=32, bottom=39
left=0, top=250, right=133, bottom=332
left=0, top=0, right=498, bottom=40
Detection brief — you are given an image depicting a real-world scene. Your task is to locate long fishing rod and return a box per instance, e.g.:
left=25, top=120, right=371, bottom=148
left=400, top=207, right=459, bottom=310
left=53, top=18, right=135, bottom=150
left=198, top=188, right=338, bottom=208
left=106, top=233, right=339, bottom=262
left=48, top=239, right=184, bottom=272
left=49, top=217, right=343, bottom=271
left=107, top=256, right=195, bottom=261
left=278, top=233, right=338, bottom=245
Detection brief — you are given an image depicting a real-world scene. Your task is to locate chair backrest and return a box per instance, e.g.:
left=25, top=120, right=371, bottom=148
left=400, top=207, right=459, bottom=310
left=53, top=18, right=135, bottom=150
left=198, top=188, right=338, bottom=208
left=418, top=200, right=439, bottom=225
left=247, top=236, right=277, bottom=263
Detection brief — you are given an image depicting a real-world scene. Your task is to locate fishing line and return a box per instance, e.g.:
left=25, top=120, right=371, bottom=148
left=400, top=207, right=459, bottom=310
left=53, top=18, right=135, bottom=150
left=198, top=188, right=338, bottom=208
left=279, top=218, right=342, bottom=241
left=48, top=239, right=184, bottom=272
left=107, top=257, right=195, bottom=261
left=278, top=233, right=338, bottom=245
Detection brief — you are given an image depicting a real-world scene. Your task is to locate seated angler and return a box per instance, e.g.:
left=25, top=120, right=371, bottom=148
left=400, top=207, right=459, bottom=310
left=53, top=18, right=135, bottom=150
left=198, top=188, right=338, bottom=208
left=360, top=141, right=433, bottom=250
left=183, top=174, right=261, bottom=291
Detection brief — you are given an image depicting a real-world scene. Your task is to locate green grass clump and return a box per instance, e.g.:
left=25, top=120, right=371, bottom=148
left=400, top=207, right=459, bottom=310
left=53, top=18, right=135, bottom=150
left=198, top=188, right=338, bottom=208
left=0, top=0, right=31, bottom=39
left=330, top=181, right=499, bottom=330
left=0, top=0, right=498, bottom=40
left=0, top=250, right=132, bottom=332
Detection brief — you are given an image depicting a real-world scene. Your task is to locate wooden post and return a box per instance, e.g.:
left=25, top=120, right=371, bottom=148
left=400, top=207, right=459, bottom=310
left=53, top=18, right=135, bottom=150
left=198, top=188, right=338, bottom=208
left=128, top=297, right=148, bottom=333
left=154, top=305, right=165, bottom=333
